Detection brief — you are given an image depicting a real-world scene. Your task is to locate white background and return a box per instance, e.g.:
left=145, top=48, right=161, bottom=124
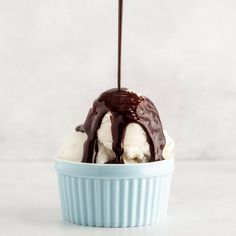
left=1, top=1, right=236, bottom=235
left=1, top=0, right=236, bottom=161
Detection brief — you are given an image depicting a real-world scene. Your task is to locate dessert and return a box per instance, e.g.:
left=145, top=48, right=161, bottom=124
left=56, top=0, right=175, bottom=227
left=57, top=89, right=174, bottom=227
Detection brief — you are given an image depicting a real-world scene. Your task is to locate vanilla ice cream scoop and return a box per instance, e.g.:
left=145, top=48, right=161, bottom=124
left=59, top=131, right=87, bottom=162
left=96, top=112, right=151, bottom=163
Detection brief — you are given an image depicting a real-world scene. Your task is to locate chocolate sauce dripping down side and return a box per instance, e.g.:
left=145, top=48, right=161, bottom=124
left=76, top=88, right=166, bottom=163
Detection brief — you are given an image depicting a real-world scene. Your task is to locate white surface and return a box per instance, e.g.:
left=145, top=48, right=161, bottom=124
left=0, top=160, right=235, bottom=236
left=1, top=0, right=236, bottom=161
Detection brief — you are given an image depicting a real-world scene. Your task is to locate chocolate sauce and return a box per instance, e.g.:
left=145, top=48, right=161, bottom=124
left=76, top=88, right=166, bottom=163
left=117, top=0, right=123, bottom=90
left=75, top=1, right=166, bottom=163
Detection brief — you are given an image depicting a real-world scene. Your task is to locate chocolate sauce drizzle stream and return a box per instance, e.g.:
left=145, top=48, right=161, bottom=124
left=76, top=1, right=166, bottom=163
left=117, top=0, right=123, bottom=90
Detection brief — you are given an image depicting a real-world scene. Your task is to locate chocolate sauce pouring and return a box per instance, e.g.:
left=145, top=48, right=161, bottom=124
left=117, top=0, right=123, bottom=90
left=76, top=1, right=166, bottom=163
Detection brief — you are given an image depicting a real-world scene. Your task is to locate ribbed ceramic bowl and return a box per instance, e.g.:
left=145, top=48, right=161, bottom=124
left=55, top=158, right=174, bottom=227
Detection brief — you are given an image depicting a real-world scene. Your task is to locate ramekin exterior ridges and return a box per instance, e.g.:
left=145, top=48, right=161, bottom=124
left=56, top=159, right=174, bottom=227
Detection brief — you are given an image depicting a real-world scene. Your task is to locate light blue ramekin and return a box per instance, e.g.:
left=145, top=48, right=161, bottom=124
left=55, top=158, right=174, bottom=227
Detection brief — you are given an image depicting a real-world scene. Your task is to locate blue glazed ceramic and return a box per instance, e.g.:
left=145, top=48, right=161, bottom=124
left=55, top=158, right=174, bottom=227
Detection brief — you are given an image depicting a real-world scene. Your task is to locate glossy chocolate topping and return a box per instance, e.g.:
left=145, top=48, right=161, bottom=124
left=76, top=88, right=166, bottom=163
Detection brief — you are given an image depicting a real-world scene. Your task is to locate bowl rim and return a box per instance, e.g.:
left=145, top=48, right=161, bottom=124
left=55, top=158, right=175, bottom=178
